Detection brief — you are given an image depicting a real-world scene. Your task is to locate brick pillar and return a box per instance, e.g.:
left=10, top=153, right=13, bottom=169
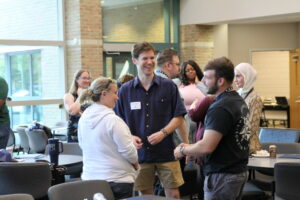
left=65, top=0, right=103, bottom=89
left=180, top=25, right=214, bottom=69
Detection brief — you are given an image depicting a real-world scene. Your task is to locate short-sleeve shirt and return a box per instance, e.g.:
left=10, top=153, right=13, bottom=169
left=0, top=76, right=10, bottom=124
left=203, top=91, right=250, bottom=175
left=115, top=75, right=187, bottom=163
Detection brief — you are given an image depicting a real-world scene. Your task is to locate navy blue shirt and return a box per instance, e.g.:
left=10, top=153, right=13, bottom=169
left=115, top=75, right=186, bottom=163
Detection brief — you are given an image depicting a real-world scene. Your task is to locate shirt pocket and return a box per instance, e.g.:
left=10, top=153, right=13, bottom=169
left=154, top=96, right=172, bottom=117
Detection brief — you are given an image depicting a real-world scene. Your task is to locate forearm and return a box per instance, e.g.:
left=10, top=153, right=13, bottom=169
left=183, top=141, right=211, bottom=157
left=163, top=116, right=188, bottom=141
left=177, top=120, right=189, bottom=143
left=68, top=100, right=81, bottom=115
left=64, top=94, right=81, bottom=115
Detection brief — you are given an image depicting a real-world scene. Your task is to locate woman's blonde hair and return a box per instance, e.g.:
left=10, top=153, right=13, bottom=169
left=79, top=77, right=115, bottom=104
left=69, top=69, right=91, bottom=95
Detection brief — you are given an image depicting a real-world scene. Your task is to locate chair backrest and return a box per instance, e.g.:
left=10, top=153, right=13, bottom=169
left=275, top=162, right=300, bottom=200
left=48, top=180, right=114, bottom=200
left=25, top=128, right=48, bottom=153
left=0, top=162, right=51, bottom=199
left=61, top=143, right=82, bottom=156
left=0, top=194, right=34, bottom=200
left=261, top=142, right=300, bottom=154
left=259, top=128, right=300, bottom=143
left=6, top=129, right=15, bottom=148
left=16, top=126, right=30, bottom=153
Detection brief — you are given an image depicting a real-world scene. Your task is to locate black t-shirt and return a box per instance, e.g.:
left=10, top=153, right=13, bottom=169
left=203, top=91, right=250, bottom=175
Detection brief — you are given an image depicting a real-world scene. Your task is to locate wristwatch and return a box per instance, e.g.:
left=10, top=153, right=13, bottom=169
left=179, top=146, right=186, bottom=157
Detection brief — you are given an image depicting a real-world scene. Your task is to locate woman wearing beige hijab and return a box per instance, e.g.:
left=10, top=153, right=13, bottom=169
left=235, top=63, right=262, bottom=154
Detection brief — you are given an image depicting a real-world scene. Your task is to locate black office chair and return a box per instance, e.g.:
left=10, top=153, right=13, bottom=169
left=0, top=162, right=51, bottom=199
left=274, top=162, right=300, bottom=200
left=48, top=180, right=114, bottom=200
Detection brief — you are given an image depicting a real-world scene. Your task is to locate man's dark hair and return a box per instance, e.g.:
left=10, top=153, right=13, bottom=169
left=131, top=42, right=155, bottom=59
left=180, top=60, right=203, bottom=86
left=204, top=57, right=234, bottom=83
left=156, top=48, right=178, bottom=68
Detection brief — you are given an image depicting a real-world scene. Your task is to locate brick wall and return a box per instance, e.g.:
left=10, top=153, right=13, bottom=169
left=65, top=0, right=103, bottom=88
left=180, top=24, right=214, bottom=69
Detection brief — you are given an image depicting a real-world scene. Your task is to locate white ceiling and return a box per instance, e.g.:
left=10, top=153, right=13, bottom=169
left=222, top=12, right=300, bottom=25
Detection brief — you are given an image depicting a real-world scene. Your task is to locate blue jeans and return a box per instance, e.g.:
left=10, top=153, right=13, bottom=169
left=204, top=171, right=247, bottom=200
left=0, top=123, right=10, bottom=149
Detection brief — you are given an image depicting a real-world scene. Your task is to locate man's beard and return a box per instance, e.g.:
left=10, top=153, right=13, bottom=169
left=207, top=79, right=219, bottom=95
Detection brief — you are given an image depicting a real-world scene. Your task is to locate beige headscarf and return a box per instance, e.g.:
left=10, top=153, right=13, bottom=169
left=235, top=63, right=257, bottom=98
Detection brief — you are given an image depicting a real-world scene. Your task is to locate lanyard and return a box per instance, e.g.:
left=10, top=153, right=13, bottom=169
left=243, top=88, right=254, bottom=100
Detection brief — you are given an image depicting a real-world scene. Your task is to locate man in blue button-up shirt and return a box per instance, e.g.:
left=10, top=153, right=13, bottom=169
left=115, top=42, right=187, bottom=199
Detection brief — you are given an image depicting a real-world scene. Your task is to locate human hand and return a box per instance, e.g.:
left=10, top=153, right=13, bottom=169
left=174, top=143, right=189, bottom=160
left=147, top=131, right=164, bottom=145
left=190, top=98, right=200, bottom=110
left=132, top=135, right=143, bottom=149
left=132, top=162, right=139, bottom=171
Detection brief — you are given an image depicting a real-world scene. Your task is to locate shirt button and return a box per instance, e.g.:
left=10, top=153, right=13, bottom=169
left=146, top=92, right=149, bottom=95
left=146, top=103, right=149, bottom=106
left=146, top=125, right=149, bottom=128
left=146, top=114, right=149, bottom=117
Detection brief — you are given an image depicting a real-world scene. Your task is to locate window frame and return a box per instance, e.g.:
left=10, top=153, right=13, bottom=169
left=0, top=0, right=66, bottom=127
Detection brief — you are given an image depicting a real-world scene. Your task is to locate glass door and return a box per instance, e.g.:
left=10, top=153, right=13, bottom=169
left=103, top=52, right=136, bottom=80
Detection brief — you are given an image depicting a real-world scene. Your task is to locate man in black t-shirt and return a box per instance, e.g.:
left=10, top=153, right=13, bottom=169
left=174, top=57, right=250, bottom=200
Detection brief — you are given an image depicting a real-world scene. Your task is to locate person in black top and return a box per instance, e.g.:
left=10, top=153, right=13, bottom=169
left=63, top=69, right=91, bottom=142
left=174, top=57, right=250, bottom=200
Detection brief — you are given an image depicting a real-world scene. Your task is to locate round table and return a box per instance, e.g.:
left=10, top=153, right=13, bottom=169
left=15, top=154, right=82, bottom=167
left=248, top=154, right=300, bottom=170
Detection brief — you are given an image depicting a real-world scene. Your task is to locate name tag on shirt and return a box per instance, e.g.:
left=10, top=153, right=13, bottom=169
left=130, top=102, right=141, bottom=110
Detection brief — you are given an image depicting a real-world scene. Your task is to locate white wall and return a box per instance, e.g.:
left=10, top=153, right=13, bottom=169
left=213, top=24, right=228, bottom=58
left=252, top=51, right=290, bottom=99
left=228, top=23, right=299, bottom=65
left=180, top=0, right=300, bottom=25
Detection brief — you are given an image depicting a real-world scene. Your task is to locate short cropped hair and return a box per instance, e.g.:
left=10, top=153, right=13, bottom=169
left=131, top=42, right=155, bottom=59
left=156, top=48, right=178, bottom=68
left=204, top=57, right=235, bottom=83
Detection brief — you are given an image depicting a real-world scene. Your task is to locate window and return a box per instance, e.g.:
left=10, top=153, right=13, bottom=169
left=0, top=0, right=65, bottom=128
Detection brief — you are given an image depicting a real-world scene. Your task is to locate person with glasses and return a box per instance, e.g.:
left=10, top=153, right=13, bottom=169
left=115, top=42, right=186, bottom=199
left=78, top=77, right=138, bottom=199
left=179, top=60, right=206, bottom=111
left=155, top=48, right=189, bottom=146
left=63, top=69, right=91, bottom=142
left=155, top=48, right=181, bottom=80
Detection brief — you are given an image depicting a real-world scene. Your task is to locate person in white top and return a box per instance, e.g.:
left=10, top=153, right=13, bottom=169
left=78, top=77, right=139, bottom=199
